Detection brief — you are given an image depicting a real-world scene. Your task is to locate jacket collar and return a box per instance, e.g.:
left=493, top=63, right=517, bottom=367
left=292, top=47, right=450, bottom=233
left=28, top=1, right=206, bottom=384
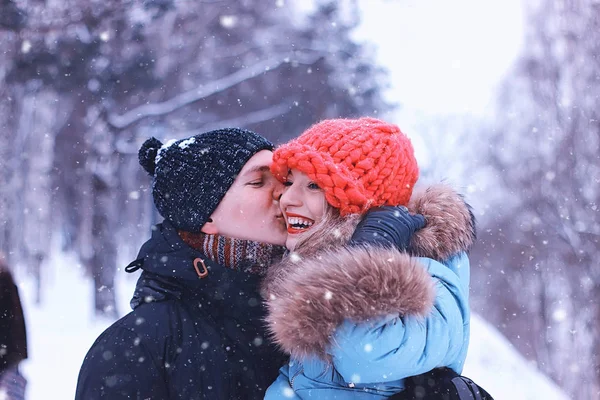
left=128, top=220, right=266, bottom=316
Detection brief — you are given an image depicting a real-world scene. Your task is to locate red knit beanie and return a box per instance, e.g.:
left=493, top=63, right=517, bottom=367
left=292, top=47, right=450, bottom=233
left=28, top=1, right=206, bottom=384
left=271, top=117, right=419, bottom=216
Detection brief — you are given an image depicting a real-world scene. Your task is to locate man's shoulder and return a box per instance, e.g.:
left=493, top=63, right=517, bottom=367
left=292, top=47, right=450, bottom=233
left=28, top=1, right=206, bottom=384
left=93, top=300, right=184, bottom=346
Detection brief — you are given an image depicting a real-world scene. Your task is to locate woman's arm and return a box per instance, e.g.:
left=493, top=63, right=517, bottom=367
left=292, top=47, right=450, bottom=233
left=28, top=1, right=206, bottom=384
left=329, top=253, right=470, bottom=384
left=264, top=245, right=436, bottom=361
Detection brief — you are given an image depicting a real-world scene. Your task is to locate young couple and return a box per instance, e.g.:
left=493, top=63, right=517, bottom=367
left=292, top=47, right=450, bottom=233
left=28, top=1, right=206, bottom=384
left=75, top=117, right=476, bottom=399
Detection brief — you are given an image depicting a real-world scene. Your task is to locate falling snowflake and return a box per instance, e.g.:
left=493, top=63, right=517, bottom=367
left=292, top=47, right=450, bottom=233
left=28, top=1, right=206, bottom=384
left=87, top=78, right=100, bottom=92
left=220, top=15, right=238, bottom=28
left=289, top=252, right=302, bottom=263
left=283, top=387, right=295, bottom=398
left=552, top=308, right=567, bottom=322
left=364, top=343, right=373, bottom=353
left=324, top=291, right=333, bottom=300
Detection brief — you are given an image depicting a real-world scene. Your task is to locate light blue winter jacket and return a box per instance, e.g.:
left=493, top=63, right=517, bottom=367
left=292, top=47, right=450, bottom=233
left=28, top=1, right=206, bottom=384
left=262, top=184, right=475, bottom=399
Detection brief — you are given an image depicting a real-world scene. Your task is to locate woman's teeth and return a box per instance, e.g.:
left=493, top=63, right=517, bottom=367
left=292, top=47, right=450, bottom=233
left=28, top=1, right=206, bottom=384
left=287, top=217, right=314, bottom=229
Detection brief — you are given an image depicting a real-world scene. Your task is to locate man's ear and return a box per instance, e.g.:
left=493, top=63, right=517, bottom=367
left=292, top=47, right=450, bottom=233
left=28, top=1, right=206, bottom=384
left=200, top=218, right=218, bottom=235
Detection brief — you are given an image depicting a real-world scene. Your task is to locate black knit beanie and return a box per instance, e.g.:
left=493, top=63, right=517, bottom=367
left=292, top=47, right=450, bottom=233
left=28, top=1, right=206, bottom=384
left=138, top=128, right=274, bottom=232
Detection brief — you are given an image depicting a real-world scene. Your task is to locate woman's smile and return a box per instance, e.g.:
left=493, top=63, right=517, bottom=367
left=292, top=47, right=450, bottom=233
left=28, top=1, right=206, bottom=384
left=285, top=212, right=315, bottom=234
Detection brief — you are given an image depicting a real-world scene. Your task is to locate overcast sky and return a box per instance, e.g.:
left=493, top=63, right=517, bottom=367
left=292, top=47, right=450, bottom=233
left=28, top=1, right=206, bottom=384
left=354, top=0, right=525, bottom=115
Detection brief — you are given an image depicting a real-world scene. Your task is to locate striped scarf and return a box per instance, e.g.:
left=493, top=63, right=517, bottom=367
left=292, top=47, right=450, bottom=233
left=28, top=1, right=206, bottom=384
left=179, top=231, right=286, bottom=275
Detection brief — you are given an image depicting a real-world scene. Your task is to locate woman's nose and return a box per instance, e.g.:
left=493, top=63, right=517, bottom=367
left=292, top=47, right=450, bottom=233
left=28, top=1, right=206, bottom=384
left=279, top=184, right=301, bottom=208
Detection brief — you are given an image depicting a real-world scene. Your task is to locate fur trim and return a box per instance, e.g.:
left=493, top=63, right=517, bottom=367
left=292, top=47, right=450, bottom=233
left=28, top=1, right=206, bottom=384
left=261, top=183, right=473, bottom=360
left=408, top=183, right=476, bottom=261
left=263, top=244, right=434, bottom=360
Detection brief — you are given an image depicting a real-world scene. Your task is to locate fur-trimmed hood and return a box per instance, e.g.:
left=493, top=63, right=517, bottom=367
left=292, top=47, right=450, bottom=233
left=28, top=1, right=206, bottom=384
left=262, top=183, right=476, bottom=360
left=407, top=183, right=476, bottom=261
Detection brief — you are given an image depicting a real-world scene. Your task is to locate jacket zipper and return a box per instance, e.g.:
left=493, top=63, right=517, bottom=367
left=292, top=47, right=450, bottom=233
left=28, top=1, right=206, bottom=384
left=290, top=367, right=304, bottom=389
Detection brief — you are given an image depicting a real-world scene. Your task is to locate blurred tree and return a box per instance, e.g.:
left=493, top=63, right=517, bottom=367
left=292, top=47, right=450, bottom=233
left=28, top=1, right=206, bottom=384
left=0, top=0, right=391, bottom=317
left=470, top=0, right=600, bottom=397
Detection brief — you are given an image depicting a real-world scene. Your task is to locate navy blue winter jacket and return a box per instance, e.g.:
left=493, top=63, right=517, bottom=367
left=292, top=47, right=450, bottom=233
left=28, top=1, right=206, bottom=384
left=75, top=220, right=287, bottom=399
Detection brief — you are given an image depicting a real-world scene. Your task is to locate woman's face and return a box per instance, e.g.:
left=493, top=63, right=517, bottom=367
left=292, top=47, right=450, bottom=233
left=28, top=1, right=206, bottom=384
left=279, top=169, right=327, bottom=250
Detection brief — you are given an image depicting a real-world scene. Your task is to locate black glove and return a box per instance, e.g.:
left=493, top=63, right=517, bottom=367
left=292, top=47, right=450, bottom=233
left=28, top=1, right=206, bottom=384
left=349, top=206, right=426, bottom=251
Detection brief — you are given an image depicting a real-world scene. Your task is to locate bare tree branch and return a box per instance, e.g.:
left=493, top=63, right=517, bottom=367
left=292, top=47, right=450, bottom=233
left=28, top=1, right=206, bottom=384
left=188, top=101, right=293, bottom=134
left=114, top=101, right=293, bottom=154
left=107, top=54, right=322, bottom=129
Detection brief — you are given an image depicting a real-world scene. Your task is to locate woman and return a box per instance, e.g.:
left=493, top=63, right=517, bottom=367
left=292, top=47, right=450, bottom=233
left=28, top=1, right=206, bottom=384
left=262, top=117, right=476, bottom=399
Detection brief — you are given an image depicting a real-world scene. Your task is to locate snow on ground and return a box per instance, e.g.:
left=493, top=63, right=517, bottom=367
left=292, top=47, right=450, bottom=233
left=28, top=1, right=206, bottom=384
left=15, top=252, right=570, bottom=399
left=463, top=315, right=570, bottom=400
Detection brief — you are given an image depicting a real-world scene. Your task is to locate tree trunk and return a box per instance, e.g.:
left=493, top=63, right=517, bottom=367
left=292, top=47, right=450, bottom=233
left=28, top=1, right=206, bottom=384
left=88, top=114, right=119, bottom=319
left=23, top=90, right=56, bottom=304
left=91, top=172, right=118, bottom=318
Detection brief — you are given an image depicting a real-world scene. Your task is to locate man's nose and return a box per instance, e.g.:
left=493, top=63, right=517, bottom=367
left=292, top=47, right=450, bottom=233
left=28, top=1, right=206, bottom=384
left=272, top=182, right=283, bottom=201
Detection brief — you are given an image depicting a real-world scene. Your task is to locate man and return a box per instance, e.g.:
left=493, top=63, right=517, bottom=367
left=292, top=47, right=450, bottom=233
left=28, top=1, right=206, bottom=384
left=75, top=128, right=289, bottom=400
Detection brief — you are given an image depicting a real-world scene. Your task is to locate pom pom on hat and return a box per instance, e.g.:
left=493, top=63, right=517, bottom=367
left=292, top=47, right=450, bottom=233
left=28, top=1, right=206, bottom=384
left=271, top=117, right=419, bottom=216
left=138, top=137, right=163, bottom=176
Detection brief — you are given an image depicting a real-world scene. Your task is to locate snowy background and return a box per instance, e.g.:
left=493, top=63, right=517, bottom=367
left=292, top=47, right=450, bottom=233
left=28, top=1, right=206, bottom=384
left=2, top=0, right=597, bottom=398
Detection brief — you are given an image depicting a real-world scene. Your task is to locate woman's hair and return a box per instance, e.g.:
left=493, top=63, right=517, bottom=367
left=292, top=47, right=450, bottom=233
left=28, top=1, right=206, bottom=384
left=261, top=205, right=361, bottom=298
left=289, top=204, right=361, bottom=257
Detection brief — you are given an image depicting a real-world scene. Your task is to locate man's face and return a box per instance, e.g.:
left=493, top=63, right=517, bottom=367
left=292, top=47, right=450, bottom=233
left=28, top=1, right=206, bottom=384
left=203, top=150, right=287, bottom=245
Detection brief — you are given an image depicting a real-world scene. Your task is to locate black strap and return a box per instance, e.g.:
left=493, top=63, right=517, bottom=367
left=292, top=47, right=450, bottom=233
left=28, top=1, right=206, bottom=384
left=125, top=258, right=144, bottom=273
left=389, top=368, right=494, bottom=400
left=452, top=377, right=475, bottom=400
left=467, top=379, right=483, bottom=400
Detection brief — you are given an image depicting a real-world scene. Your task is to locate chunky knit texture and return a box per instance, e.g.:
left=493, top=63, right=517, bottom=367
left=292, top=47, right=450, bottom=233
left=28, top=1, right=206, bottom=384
left=271, top=117, right=419, bottom=215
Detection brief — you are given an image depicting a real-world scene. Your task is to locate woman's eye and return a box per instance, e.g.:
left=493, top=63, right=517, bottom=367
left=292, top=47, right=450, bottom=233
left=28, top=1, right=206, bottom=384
left=248, top=180, right=264, bottom=187
left=308, top=182, right=321, bottom=190
left=283, top=181, right=293, bottom=187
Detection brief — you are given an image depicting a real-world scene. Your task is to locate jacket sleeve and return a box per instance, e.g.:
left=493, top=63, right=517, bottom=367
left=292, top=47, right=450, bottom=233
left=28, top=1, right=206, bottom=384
left=263, top=245, right=435, bottom=361
left=328, top=252, right=470, bottom=384
left=75, top=325, right=168, bottom=400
